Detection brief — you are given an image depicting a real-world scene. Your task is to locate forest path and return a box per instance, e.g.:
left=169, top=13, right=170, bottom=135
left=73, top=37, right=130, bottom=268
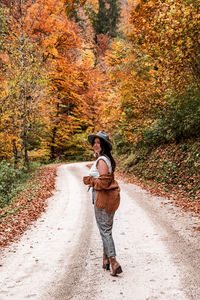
left=0, top=162, right=200, bottom=300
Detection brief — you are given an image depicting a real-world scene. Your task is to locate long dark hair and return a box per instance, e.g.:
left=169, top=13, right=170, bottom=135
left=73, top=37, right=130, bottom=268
left=92, top=138, right=116, bottom=172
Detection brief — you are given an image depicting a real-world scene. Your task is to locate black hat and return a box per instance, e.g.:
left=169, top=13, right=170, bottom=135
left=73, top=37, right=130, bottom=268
left=88, top=131, right=112, bottom=150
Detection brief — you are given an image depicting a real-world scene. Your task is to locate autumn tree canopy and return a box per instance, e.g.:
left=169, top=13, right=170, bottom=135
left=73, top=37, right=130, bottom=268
left=0, top=0, right=199, bottom=166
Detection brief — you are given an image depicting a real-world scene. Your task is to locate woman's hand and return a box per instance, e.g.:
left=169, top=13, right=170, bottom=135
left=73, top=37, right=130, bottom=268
left=83, top=176, right=91, bottom=185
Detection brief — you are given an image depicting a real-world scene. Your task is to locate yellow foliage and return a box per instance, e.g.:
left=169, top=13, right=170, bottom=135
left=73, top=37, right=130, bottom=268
left=86, top=0, right=98, bottom=13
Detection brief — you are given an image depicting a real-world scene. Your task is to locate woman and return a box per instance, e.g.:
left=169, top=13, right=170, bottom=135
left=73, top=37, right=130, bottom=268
left=83, top=131, right=122, bottom=276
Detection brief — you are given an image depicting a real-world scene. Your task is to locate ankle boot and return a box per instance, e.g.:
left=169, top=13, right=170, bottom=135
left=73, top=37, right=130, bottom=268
left=109, top=256, right=122, bottom=276
left=103, top=253, right=110, bottom=270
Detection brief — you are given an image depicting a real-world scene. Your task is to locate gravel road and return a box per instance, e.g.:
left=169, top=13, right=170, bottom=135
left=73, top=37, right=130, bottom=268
left=0, top=162, right=200, bottom=300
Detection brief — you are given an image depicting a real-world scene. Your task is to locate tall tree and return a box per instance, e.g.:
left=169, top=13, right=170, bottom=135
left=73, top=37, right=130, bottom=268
left=26, top=0, right=103, bottom=160
left=86, top=0, right=121, bottom=40
left=0, top=1, right=46, bottom=167
left=107, top=0, right=121, bottom=38
left=104, top=0, right=200, bottom=147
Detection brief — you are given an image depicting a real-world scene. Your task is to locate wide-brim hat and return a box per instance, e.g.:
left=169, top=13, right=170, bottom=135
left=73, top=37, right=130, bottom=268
left=88, top=131, right=112, bottom=150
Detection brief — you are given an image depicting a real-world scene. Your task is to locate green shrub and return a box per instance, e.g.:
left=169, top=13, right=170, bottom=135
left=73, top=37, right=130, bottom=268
left=142, top=87, right=200, bottom=146
left=113, top=130, right=131, bottom=155
left=0, top=161, right=28, bottom=209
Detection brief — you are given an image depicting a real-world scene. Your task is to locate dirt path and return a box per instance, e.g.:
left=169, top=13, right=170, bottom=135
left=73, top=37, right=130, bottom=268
left=0, top=162, right=200, bottom=300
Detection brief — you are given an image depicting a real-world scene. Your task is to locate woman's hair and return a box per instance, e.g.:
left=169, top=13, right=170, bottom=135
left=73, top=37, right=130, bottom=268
left=92, top=138, right=116, bottom=172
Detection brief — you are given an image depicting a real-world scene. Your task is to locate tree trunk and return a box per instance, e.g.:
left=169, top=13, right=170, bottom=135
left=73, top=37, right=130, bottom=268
left=50, top=103, right=60, bottom=161
left=19, top=0, right=29, bottom=169
left=50, top=126, right=57, bottom=161
left=12, top=141, right=19, bottom=167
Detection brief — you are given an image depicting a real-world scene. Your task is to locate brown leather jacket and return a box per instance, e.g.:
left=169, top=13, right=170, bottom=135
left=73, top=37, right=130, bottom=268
left=83, top=173, right=120, bottom=213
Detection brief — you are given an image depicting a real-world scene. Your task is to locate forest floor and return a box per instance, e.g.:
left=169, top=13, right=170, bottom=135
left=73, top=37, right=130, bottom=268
left=0, top=161, right=199, bottom=250
left=0, top=162, right=200, bottom=300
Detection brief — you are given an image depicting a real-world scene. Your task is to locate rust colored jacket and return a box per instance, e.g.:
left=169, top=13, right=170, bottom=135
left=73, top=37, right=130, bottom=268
left=83, top=173, right=120, bottom=213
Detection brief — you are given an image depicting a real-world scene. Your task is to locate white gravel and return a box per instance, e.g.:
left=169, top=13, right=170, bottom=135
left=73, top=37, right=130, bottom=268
left=0, top=162, right=200, bottom=300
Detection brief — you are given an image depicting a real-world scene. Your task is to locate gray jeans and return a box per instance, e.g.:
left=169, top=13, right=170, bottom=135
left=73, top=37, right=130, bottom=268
left=93, top=189, right=116, bottom=257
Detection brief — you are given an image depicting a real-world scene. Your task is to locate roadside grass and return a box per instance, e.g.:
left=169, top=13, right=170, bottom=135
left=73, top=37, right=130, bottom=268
left=0, top=161, right=43, bottom=211
left=0, top=161, right=44, bottom=220
left=0, top=163, right=59, bottom=248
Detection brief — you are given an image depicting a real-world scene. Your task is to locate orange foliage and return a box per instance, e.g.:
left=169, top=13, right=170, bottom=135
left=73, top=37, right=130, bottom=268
left=0, top=0, right=106, bottom=161
left=102, top=0, right=200, bottom=145
left=24, top=0, right=103, bottom=158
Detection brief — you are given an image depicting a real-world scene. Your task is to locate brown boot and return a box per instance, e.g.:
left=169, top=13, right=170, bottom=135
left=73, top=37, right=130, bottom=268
left=103, top=253, right=110, bottom=270
left=109, top=256, right=122, bottom=276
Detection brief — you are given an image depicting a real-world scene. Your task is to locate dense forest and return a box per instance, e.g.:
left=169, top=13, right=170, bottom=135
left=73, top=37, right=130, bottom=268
left=0, top=0, right=199, bottom=209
